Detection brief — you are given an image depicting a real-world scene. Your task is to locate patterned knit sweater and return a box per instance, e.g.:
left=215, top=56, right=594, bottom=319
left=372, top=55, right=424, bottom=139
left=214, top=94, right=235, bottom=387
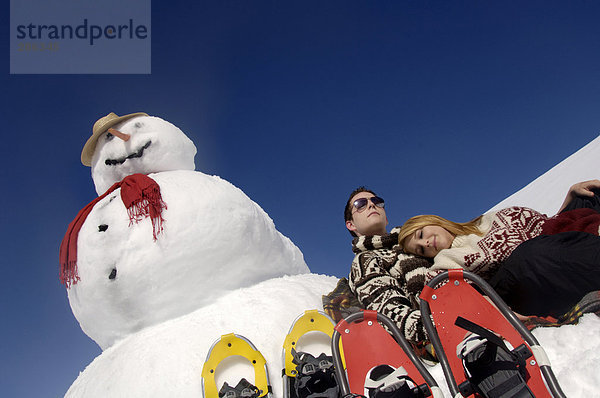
left=428, top=206, right=600, bottom=282
left=428, top=207, right=548, bottom=282
left=348, top=227, right=433, bottom=344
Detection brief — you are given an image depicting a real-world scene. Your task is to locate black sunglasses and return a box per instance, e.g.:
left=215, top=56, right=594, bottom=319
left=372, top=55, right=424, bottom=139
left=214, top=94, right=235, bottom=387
left=352, top=196, right=385, bottom=212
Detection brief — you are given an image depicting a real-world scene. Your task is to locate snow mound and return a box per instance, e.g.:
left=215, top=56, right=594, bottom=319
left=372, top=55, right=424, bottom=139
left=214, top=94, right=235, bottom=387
left=65, top=274, right=339, bottom=398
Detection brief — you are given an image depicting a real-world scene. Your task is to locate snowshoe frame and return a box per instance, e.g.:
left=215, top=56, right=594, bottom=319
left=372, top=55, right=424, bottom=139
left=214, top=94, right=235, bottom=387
left=201, top=333, right=272, bottom=398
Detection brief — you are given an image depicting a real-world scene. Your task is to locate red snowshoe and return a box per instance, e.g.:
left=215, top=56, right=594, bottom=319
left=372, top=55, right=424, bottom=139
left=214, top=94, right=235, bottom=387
left=419, top=269, right=566, bottom=398
left=331, top=310, right=444, bottom=398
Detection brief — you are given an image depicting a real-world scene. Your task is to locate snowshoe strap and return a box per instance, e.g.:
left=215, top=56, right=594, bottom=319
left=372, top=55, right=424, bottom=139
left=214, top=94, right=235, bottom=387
left=218, top=378, right=261, bottom=398
left=455, top=317, right=513, bottom=359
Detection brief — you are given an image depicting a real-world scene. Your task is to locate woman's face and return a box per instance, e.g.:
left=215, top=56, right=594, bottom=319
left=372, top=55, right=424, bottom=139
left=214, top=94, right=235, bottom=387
left=404, top=225, right=455, bottom=258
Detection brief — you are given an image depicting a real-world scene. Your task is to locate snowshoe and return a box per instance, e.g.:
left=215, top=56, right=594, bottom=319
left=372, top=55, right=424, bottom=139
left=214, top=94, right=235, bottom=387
left=419, top=269, right=566, bottom=398
left=202, top=333, right=273, bottom=398
left=331, top=310, right=444, bottom=398
left=282, top=309, right=340, bottom=398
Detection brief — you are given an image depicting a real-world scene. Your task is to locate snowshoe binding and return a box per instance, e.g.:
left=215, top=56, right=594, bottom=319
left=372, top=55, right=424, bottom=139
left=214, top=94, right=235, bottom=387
left=219, top=378, right=261, bottom=398
left=291, top=348, right=339, bottom=398
left=364, top=364, right=423, bottom=398
left=455, top=318, right=534, bottom=398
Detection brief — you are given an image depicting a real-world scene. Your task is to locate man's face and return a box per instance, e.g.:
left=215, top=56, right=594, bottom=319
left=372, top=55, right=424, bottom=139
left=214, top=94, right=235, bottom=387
left=346, top=192, right=388, bottom=237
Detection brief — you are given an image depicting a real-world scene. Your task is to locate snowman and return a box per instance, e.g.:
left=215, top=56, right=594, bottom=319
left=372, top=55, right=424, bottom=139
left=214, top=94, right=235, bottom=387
left=61, top=112, right=314, bottom=349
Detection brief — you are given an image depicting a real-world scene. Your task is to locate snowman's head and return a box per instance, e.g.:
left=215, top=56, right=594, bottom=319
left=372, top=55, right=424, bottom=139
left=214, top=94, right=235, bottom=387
left=83, top=113, right=197, bottom=195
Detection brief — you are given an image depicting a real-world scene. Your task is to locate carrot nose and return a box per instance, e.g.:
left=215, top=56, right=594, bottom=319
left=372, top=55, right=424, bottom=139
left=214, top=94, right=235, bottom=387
left=108, top=128, right=131, bottom=142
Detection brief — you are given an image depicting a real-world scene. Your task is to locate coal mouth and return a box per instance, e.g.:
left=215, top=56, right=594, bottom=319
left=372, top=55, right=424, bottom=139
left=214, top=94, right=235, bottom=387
left=105, top=141, right=152, bottom=166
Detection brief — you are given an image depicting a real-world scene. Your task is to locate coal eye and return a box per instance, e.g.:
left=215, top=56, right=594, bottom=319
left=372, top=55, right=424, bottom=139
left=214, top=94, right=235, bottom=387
left=106, top=132, right=114, bottom=141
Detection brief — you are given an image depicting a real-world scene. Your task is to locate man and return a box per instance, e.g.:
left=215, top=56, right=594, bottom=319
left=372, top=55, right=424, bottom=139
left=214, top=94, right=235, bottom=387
left=344, top=187, right=433, bottom=344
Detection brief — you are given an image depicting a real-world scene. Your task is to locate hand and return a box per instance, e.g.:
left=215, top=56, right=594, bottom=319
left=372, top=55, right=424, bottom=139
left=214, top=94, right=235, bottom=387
left=513, top=311, right=530, bottom=322
left=568, top=179, right=600, bottom=198
left=557, top=179, right=600, bottom=213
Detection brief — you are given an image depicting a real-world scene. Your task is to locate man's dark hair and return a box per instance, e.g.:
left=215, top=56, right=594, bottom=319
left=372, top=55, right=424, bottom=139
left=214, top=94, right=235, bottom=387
left=344, top=186, right=377, bottom=237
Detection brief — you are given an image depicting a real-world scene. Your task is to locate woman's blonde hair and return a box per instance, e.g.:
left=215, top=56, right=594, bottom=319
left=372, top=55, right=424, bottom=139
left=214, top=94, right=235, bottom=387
left=398, top=214, right=484, bottom=252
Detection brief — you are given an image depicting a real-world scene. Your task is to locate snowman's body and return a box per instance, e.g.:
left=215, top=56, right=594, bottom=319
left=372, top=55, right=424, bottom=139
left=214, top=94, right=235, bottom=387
left=70, top=170, right=309, bottom=348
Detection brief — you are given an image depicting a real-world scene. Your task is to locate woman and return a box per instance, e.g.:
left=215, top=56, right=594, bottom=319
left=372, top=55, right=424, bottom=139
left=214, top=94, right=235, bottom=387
left=398, top=180, right=600, bottom=318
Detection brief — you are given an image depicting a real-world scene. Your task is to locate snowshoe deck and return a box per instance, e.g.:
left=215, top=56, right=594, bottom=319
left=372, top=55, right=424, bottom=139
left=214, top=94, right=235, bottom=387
left=201, top=333, right=272, bottom=398
left=419, top=269, right=565, bottom=398
left=331, top=310, right=444, bottom=398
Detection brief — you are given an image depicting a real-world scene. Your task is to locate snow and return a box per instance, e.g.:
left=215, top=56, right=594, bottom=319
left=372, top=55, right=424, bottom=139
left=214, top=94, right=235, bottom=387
left=532, top=315, right=600, bottom=395
left=65, top=274, right=339, bottom=397
left=64, top=116, right=600, bottom=397
left=65, top=275, right=600, bottom=397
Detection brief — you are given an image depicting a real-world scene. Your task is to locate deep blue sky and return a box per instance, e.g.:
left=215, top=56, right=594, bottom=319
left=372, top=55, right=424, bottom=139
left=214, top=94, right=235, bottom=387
left=3, top=1, right=600, bottom=396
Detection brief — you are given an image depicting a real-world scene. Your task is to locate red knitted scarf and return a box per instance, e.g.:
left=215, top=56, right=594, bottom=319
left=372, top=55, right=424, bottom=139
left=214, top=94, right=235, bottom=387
left=59, top=174, right=167, bottom=288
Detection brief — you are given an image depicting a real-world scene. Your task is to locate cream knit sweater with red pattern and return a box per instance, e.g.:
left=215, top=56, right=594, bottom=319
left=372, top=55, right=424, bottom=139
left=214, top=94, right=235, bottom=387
left=428, top=207, right=548, bottom=282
